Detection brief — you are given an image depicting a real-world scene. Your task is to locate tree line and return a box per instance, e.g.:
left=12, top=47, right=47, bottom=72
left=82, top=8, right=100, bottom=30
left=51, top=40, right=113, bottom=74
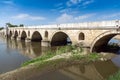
left=0, top=23, right=24, bottom=30
left=6, top=23, right=24, bottom=27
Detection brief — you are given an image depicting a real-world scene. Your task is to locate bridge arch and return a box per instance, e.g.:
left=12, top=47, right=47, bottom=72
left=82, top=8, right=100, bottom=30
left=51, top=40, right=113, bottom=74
left=90, top=31, right=119, bottom=52
left=14, top=30, right=18, bottom=39
left=31, top=31, right=42, bottom=42
left=21, top=31, right=27, bottom=40
left=9, top=30, right=12, bottom=38
left=51, top=31, right=72, bottom=46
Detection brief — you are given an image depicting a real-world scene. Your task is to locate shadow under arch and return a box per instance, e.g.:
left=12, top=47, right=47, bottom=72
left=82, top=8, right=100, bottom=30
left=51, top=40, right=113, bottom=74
left=90, top=31, right=119, bottom=52
left=9, top=30, right=12, bottom=38
left=31, top=31, right=42, bottom=42
left=14, top=30, right=18, bottom=39
left=51, top=31, right=72, bottom=46
left=21, top=31, right=27, bottom=40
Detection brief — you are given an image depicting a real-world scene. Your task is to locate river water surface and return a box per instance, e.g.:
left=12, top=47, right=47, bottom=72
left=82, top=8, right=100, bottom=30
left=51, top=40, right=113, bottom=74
left=0, top=37, right=120, bottom=80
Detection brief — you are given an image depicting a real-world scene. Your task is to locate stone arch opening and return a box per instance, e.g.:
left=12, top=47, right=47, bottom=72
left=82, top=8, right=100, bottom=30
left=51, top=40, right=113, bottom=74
left=31, top=31, right=42, bottom=42
left=45, top=31, right=48, bottom=38
left=79, top=32, right=85, bottom=40
left=21, top=31, right=27, bottom=40
left=9, top=30, right=12, bottom=38
left=91, top=32, right=118, bottom=53
left=51, top=32, right=72, bottom=46
left=14, top=31, right=18, bottom=39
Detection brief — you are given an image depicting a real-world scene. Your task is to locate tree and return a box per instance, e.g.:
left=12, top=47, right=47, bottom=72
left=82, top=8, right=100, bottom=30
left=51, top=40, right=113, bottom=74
left=6, top=23, right=18, bottom=27
left=0, top=27, right=4, bottom=30
left=6, top=23, right=24, bottom=27
left=19, top=24, right=24, bottom=27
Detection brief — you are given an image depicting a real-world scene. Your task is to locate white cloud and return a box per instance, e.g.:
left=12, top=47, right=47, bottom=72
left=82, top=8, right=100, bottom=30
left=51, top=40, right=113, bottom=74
left=100, top=13, right=120, bottom=19
left=11, top=14, right=46, bottom=20
left=67, top=0, right=82, bottom=7
left=2, top=0, right=14, bottom=5
left=71, top=0, right=82, bottom=4
left=56, top=13, right=95, bottom=23
left=56, top=13, right=73, bottom=23
left=59, top=8, right=71, bottom=13
left=82, top=0, right=94, bottom=6
left=75, top=14, right=95, bottom=20
left=55, top=3, right=63, bottom=7
left=66, top=0, right=94, bottom=7
left=12, top=14, right=29, bottom=19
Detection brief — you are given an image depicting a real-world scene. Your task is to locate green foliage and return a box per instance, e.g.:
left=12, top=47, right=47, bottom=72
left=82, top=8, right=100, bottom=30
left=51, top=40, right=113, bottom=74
left=6, top=23, right=24, bottom=27
left=70, top=54, right=85, bottom=60
left=6, top=23, right=18, bottom=27
left=22, top=52, right=55, bottom=66
left=87, top=53, right=100, bottom=61
left=0, top=27, right=4, bottom=30
left=71, top=47, right=83, bottom=54
left=19, top=24, right=24, bottom=27
left=108, top=70, right=120, bottom=80
left=56, top=45, right=76, bottom=54
left=70, top=53, right=100, bottom=63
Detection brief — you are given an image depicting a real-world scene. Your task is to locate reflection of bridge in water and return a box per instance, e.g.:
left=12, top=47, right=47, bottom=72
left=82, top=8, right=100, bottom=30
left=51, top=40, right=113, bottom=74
left=58, top=60, right=118, bottom=80
left=60, top=61, right=118, bottom=80
left=28, top=60, right=118, bottom=80
left=6, top=39, right=49, bottom=59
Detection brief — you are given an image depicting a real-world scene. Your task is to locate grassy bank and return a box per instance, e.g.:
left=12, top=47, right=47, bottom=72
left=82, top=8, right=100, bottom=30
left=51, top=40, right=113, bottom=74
left=22, top=45, right=100, bottom=67
left=108, top=70, right=120, bottom=80
left=22, top=45, right=77, bottom=66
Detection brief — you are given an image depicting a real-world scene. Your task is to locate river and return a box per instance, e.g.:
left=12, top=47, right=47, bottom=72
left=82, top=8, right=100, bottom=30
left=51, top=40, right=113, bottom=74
left=0, top=37, right=120, bottom=80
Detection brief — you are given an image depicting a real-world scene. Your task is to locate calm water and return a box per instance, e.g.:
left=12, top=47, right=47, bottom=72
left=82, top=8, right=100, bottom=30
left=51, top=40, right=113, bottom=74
left=0, top=37, right=120, bottom=80
left=0, top=37, right=49, bottom=74
left=28, top=60, right=119, bottom=80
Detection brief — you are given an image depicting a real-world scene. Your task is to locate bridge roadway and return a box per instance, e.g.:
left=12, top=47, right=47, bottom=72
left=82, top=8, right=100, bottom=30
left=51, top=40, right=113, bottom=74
left=0, top=20, right=120, bottom=52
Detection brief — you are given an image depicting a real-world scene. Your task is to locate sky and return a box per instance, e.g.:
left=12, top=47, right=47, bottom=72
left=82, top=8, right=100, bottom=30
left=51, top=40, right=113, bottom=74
left=0, top=0, right=120, bottom=27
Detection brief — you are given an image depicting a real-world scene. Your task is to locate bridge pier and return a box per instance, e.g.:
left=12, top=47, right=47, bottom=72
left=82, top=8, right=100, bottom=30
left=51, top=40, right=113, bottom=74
left=17, top=37, right=21, bottom=40
left=11, top=35, right=15, bottom=40
left=41, top=40, right=51, bottom=47
left=25, top=38, right=31, bottom=42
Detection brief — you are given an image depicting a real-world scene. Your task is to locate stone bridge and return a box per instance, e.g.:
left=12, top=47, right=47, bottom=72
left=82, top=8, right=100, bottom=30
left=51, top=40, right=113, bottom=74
left=0, top=20, right=120, bottom=52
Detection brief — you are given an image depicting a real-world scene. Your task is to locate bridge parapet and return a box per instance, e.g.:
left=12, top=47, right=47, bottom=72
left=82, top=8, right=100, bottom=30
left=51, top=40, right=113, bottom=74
left=8, top=20, right=120, bottom=30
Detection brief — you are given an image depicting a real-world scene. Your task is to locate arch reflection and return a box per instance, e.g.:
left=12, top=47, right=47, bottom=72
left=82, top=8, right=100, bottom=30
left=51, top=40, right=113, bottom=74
left=6, top=39, right=49, bottom=59
left=59, top=60, right=118, bottom=80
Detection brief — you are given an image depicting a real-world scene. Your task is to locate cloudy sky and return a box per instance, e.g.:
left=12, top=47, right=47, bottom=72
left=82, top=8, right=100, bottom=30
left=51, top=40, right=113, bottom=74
left=0, top=0, right=120, bottom=27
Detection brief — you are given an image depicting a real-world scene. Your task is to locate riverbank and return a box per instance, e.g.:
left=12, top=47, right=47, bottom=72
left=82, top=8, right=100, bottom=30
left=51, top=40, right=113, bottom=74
left=0, top=46, right=116, bottom=80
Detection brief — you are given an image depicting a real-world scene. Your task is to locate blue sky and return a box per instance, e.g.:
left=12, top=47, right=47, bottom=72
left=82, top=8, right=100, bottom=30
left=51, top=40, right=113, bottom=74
left=0, top=0, right=120, bottom=27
